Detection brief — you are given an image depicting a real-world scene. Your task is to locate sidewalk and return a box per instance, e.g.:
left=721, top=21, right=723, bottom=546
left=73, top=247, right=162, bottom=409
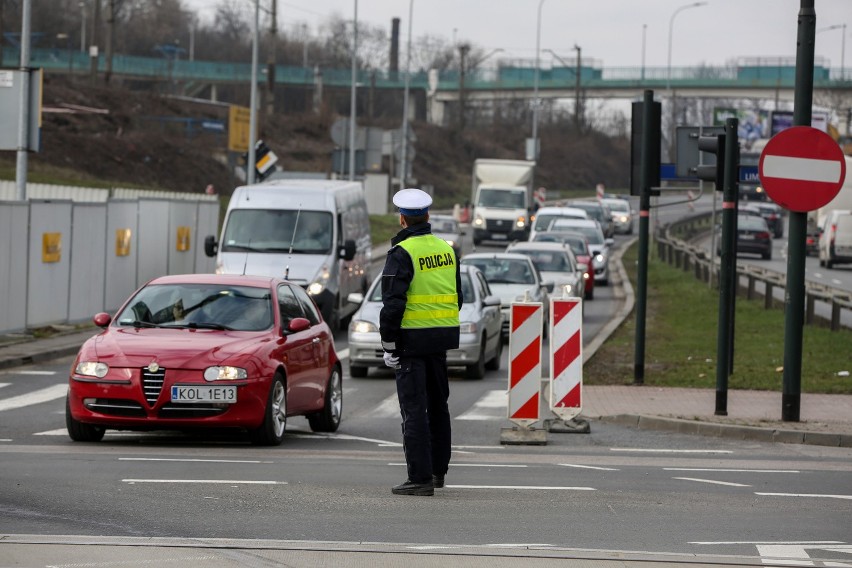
left=1, top=325, right=850, bottom=448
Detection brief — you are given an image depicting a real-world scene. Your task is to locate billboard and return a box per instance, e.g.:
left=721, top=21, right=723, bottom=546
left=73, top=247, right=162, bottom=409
left=713, top=108, right=769, bottom=151
left=769, top=110, right=830, bottom=136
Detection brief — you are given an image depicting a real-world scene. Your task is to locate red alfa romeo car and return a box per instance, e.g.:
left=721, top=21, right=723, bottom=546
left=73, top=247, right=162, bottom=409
left=66, top=274, right=342, bottom=445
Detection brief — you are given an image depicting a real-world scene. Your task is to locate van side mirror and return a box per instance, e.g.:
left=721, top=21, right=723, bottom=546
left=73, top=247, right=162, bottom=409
left=204, top=235, right=218, bottom=257
left=347, top=292, right=365, bottom=305
left=340, top=239, right=356, bottom=261
left=483, top=295, right=501, bottom=307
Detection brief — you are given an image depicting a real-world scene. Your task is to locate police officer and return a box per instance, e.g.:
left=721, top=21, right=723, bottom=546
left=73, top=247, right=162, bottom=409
left=380, top=188, right=462, bottom=497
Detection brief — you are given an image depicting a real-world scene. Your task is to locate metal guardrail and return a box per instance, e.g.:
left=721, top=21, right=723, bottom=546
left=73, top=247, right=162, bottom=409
left=656, top=211, right=852, bottom=331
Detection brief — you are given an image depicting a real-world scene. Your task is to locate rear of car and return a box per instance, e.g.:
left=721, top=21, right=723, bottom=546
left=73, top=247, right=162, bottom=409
left=529, top=206, right=588, bottom=240
left=819, top=210, right=852, bottom=268
left=824, top=213, right=852, bottom=269
left=735, top=215, right=773, bottom=260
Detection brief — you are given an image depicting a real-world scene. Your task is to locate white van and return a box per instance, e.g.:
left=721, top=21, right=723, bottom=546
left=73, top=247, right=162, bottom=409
left=821, top=212, right=852, bottom=269
left=204, top=179, right=372, bottom=329
left=819, top=209, right=852, bottom=269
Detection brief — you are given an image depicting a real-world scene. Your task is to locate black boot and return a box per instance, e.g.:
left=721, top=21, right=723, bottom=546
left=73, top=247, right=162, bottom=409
left=392, top=479, right=434, bottom=496
left=432, top=474, right=445, bottom=488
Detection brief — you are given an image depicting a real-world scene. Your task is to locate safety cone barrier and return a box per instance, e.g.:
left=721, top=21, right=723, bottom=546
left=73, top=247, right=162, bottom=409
left=501, top=300, right=547, bottom=445
left=550, top=297, right=583, bottom=419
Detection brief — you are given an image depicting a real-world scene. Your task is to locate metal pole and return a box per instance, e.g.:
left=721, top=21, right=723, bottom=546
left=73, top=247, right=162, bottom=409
left=782, top=0, right=815, bottom=422
left=574, top=44, right=581, bottom=130
left=400, top=0, right=413, bottom=188
left=15, top=0, right=32, bottom=201
left=531, top=0, right=545, bottom=159
left=247, top=0, right=259, bottom=185
left=641, top=24, right=647, bottom=83
left=348, top=0, right=358, bottom=181
left=633, top=89, right=654, bottom=385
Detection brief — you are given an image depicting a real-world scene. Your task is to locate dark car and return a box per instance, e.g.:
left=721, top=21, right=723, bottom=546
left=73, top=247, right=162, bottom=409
left=717, top=214, right=773, bottom=260
left=741, top=202, right=784, bottom=238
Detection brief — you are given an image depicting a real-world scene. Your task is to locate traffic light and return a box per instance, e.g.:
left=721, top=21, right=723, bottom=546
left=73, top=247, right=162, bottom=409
left=697, top=134, right=726, bottom=190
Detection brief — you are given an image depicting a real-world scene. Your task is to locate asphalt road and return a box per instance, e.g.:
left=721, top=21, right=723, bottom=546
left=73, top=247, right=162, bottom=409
left=1, top=212, right=851, bottom=567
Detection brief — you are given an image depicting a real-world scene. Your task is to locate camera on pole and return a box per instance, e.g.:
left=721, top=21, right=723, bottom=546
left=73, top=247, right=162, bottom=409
left=697, top=133, right=727, bottom=190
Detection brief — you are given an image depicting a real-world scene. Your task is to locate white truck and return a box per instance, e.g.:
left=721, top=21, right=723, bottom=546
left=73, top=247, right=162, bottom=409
left=809, top=155, right=852, bottom=262
left=470, top=159, right=536, bottom=245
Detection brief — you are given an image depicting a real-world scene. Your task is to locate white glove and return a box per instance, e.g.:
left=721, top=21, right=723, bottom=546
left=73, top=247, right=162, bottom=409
left=383, top=351, right=400, bottom=369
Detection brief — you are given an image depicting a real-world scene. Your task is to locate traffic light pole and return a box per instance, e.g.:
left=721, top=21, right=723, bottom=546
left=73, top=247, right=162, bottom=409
left=714, top=117, right=738, bottom=416
left=782, top=0, right=815, bottom=422
left=633, top=90, right=655, bottom=385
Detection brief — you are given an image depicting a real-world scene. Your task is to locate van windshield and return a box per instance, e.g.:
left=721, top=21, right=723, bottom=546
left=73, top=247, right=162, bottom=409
left=477, top=189, right=526, bottom=209
left=221, top=209, right=333, bottom=254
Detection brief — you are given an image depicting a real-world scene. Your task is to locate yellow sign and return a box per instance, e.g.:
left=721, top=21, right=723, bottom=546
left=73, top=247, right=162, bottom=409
left=115, top=228, right=132, bottom=257
left=228, top=105, right=251, bottom=153
left=42, top=232, right=61, bottom=263
left=176, top=226, right=192, bottom=252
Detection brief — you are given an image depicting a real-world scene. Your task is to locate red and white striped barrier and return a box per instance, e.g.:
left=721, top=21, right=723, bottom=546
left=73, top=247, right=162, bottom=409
left=508, top=302, right=543, bottom=427
left=549, top=297, right=583, bottom=421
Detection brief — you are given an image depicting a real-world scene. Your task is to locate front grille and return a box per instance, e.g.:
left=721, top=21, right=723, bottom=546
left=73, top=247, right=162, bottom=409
left=158, top=404, right=227, bottom=419
left=486, top=219, right=511, bottom=232
left=142, top=367, right=166, bottom=406
left=84, top=398, right=146, bottom=417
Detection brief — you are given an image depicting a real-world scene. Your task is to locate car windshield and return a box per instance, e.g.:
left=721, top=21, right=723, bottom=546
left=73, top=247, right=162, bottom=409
left=534, top=213, right=582, bottom=232
left=432, top=219, right=459, bottom=233
left=571, top=204, right=604, bottom=222
left=551, top=223, right=604, bottom=245
left=738, top=216, right=769, bottom=231
left=513, top=249, right=574, bottom=272
left=606, top=201, right=629, bottom=213
left=463, top=258, right=535, bottom=285
left=116, top=283, right=273, bottom=332
left=221, top=209, right=333, bottom=254
left=476, top=188, right=526, bottom=209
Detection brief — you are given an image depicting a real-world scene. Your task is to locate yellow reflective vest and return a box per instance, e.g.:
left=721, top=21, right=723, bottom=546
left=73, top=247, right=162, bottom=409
left=396, top=235, right=460, bottom=329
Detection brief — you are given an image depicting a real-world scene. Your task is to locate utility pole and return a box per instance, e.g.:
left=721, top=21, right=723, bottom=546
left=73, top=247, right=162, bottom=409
left=104, top=0, right=114, bottom=84
left=266, top=0, right=277, bottom=117
left=458, top=43, right=469, bottom=131
left=89, top=0, right=100, bottom=84
left=574, top=44, right=582, bottom=130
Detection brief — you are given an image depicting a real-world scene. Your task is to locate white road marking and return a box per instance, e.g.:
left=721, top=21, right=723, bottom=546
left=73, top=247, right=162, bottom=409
left=673, top=476, right=751, bottom=487
left=456, top=390, right=506, bottom=421
left=755, top=543, right=852, bottom=567
left=373, top=393, right=401, bottom=418
left=288, top=431, right=401, bottom=446
left=665, top=468, right=798, bottom=473
left=0, top=382, right=10, bottom=388
left=448, top=484, right=595, bottom=491
left=610, top=448, right=733, bottom=454
left=34, top=429, right=67, bottom=436
left=46, top=555, right=220, bottom=567
left=559, top=463, right=619, bottom=471
left=388, top=462, right=525, bottom=468
left=762, top=155, right=843, bottom=183
left=0, top=439, right=11, bottom=442
left=119, top=458, right=274, bottom=464
left=122, top=479, right=286, bottom=485
left=17, top=370, right=58, bottom=375
left=691, top=541, right=843, bottom=545
left=0, top=384, right=66, bottom=412
left=337, top=348, right=349, bottom=361
left=756, top=492, right=852, bottom=501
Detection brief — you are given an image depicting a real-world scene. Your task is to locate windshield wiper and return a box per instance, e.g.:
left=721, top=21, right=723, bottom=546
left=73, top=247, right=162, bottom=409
left=160, top=322, right=234, bottom=331
left=223, top=244, right=264, bottom=252
left=122, top=320, right=160, bottom=328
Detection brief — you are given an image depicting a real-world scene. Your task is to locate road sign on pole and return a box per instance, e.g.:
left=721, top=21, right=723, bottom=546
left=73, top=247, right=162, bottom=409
left=758, top=126, right=847, bottom=212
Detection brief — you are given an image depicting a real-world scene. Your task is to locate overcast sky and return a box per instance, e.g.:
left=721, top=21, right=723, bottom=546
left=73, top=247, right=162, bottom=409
left=185, top=0, right=850, bottom=69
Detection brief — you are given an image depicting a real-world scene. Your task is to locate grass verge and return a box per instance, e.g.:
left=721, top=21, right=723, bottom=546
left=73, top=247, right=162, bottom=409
left=584, top=242, right=852, bottom=393
left=370, top=214, right=401, bottom=248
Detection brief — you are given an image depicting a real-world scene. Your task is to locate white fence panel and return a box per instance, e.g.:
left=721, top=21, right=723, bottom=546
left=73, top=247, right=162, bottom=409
left=105, top=201, right=140, bottom=313
left=137, top=200, right=171, bottom=287
left=113, top=187, right=217, bottom=202
left=195, top=201, right=219, bottom=274
left=68, top=203, right=107, bottom=322
left=168, top=201, right=199, bottom=275
left=0, top=202, right=29, bottom=333
left=27, top=201, right=73, bottom=327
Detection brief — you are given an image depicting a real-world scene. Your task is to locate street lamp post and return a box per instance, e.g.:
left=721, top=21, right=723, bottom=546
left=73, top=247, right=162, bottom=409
left=641, top=23, right=647, bottom=83
left=79, top=1, right=86, bottom=53
left=247, top=0, right=259, bottom=185
left=817, top=23, right=847, bottom=81
left=544, top=48, right=582, bottom=129
left=57, top=33, right=72, bottom=75
left=667, top=1, right=707, bottom=92
left=349, top=0, right=358, bottom=181
left=400, top=0, right=413, bottom=189
left=530, top=0, right=545, bottom=162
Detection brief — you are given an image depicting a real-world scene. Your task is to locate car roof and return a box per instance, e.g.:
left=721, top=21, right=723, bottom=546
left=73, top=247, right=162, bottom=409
left=462, top=252, right=533, bottom=262
left=552, top=218, right=600, bottom=228
left=508, top=241, right=572, bottom=252
left=146, top=274, right=277, bottom=288
left=535, top=206, right=588, bottom=216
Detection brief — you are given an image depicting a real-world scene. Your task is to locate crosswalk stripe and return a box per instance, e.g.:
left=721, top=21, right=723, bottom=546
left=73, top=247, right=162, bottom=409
left=0, top=383, right=10, bottom=389
left=374, top=394, right=400, bottom=418
left=456, top=390, right=506, bottom=421
left=0, top=384, right=66, bottom=412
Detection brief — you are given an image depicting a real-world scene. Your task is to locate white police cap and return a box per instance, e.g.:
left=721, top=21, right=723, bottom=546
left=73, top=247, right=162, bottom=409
left=393, top=188, right=432, bottom=216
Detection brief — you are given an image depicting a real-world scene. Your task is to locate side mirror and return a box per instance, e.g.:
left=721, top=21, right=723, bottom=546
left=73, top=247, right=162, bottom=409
left=204, top=235, right=218, bottom=257
left=542, top=280, right=554, bottom=293
left=287, top=317, right=311, bottom=333
left=483, top=295, right=501, bottom=307
left=347, top=292, right=365, bottom=305
left=604, top=238, right=614, bottom=247
left=93, top=312, right=112, bottom=328
left=339, top=239, right=356, bottom=261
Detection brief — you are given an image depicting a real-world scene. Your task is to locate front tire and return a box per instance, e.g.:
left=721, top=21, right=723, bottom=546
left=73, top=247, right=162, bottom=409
left=308, top=367, right=343, bottom=432
left=65, top=397, right=105, bottom=442
left=250, top=373, right=287, bottom=446
left=465, top=336, right=487, bottom=380
left=485, top=334, right=502, bottom=371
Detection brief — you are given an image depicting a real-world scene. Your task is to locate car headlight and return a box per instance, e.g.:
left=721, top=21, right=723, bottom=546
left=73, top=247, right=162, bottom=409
left=459, top=322, right=477, bottom=333
left=308, top=266, right=331, bottom=295
left=516, top=216, right=526, bottom=228
left=561, top=284, right=574, bottom=296
left=75, top=361, right=109, bottom=378
left=204, top=366, right=247, bottom=381
left=350, top=320, right=378, bottom=333
left=444, top=239, right=455, bottom=248
left=474, top=215, right=484, bottom=226
left=595, top=254, right=605, bottom=264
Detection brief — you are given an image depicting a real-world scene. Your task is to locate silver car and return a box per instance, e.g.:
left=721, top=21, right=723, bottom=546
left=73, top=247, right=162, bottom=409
left=430, top=214, right=463, bottom=258
left=506, top=241, right=584, bottom=303
left=460, top=252, right=551, bottom=338
left=347, top=264, right=503, bottom=379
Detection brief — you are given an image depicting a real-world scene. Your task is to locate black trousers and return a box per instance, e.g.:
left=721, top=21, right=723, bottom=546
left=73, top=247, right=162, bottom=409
left=394, top=353, right=452, bottom=484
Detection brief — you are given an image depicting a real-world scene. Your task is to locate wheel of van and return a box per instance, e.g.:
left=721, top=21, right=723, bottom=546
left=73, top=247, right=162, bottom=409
left=350, top=364, right=368, bottom=378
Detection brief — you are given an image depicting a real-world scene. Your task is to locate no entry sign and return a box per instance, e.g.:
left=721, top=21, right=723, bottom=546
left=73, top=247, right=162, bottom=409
left=758, top=126, right=846, bottom=212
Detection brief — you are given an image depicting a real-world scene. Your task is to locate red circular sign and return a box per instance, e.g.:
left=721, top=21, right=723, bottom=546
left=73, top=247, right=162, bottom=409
left=758, top=126, right=847, bottom=212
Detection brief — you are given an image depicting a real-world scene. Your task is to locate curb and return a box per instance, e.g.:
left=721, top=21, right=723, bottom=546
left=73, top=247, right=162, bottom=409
left=599, top=414, right=852, bottom=448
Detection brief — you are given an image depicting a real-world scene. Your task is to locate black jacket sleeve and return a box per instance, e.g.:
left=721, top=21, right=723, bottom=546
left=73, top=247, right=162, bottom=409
left=379, top=246, right=413, bottom=353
